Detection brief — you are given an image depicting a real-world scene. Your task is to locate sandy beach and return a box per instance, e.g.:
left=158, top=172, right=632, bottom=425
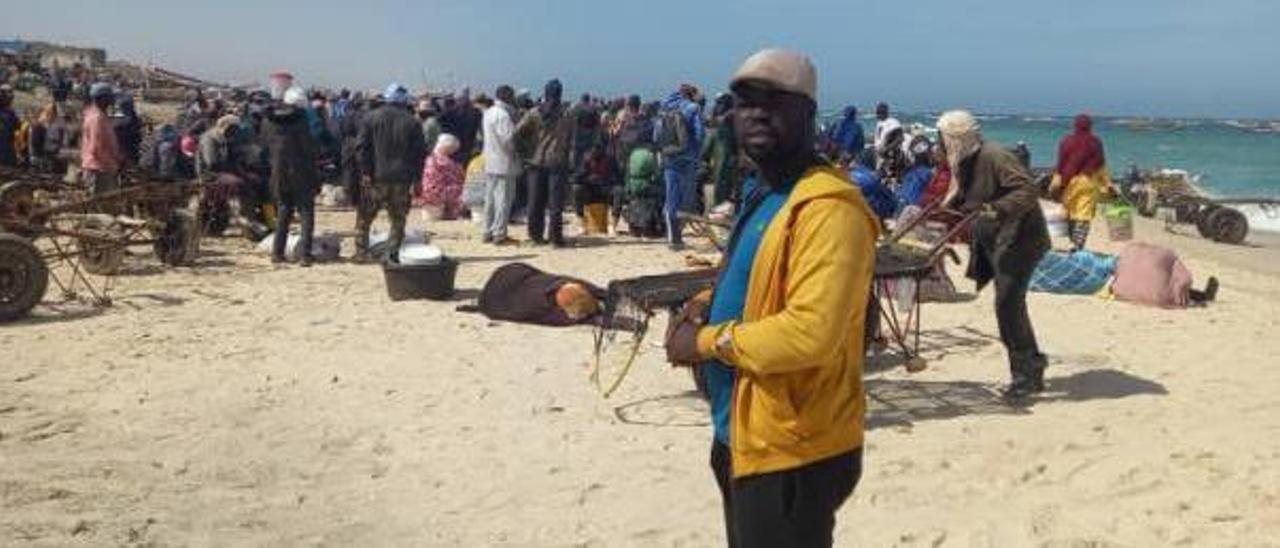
left=3, top=210, right=1279, bottom=547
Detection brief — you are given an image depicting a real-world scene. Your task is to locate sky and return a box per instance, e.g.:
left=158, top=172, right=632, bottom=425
left=3, top=0, right=1278, bottom=119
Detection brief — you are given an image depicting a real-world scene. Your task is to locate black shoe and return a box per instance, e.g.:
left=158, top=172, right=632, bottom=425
left=1001, top=380, right=1042, bottom=402
left=482, top=234, right=494, bottom=243
left=550, top=239, right=568, bottom=249
left=529, top=238, right=548, bottom=246
left=1203, top=276, right=1219, bottom=302
left=299, top=255, right=314, bottom=268
left=271, top=255, right=286, bottom=264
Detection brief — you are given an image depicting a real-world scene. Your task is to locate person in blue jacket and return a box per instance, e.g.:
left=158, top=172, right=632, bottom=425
left=829, top=105, right=865, bottom=165
left=896, top=137, right=935, bottom=211
left=850, top=150, right=895, bottom=221
left=654, top=85, right=705, bottom=249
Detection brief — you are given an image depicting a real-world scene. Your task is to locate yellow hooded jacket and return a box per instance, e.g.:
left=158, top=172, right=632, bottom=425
left=697, top=165, right=879, bottom=478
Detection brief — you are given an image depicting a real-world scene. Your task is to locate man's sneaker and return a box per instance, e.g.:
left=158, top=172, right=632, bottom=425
left=299, top=255, right=314, bottom=268
left=494, top=237, right=519, bottom=247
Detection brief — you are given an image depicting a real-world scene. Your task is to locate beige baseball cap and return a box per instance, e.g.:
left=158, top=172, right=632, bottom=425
left=729, top=49, right=817, bottom=103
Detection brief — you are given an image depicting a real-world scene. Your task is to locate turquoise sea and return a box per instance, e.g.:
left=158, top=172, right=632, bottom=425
left=824, top=112, right=1280, bottom=232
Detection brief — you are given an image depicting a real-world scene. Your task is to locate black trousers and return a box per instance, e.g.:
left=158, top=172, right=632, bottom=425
left=273, top=189, right=315, bottom=260
left=526, top=167, right=566, bottom=244
left=712, top=442, right=863, bottom=548
left=992, top=263, right=1046, bottom=384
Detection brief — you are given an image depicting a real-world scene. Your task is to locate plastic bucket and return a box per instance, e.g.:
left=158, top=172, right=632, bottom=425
left=382, top=257, right=458, bottom=301
left=1105, top=202, right=1135, bottom=242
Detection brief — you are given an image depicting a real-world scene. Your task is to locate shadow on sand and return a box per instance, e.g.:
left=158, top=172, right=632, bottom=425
left=610, top=367, right=1166, bottom=432
left=614, top=390, right=710, bottom=428
left=452, top=254, right=538, bottom=264
left=7, top=304, right=108, bottom=326
left=867, top=369, right=1167, bottom=430
left=867, top=326, right=1002, bottom=373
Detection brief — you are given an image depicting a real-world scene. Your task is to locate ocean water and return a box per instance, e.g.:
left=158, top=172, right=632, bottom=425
left=825, top=113, right=1280, bottom=232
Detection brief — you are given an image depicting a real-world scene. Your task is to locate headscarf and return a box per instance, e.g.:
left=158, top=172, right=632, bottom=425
left=1055, top=114, right=1106, bottom=181
left=936, top=110, right=983, bottom=188
left=543, top=79, right=563, bottom=104
left=283, top=87, right=308, bottom=108
left=214, top=114, right=241, bottom=136
left=383, top=83, right=409, bottom=105
left=434, top=133, right=460, bottom=158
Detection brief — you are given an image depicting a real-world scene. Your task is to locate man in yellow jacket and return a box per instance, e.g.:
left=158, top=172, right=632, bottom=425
left=666, top=49, right=879, bottom=548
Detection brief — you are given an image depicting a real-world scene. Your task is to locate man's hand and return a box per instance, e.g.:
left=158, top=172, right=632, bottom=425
left=665, top=289, right=712, bottom=366
left=962, top=201, right=998, bottom=220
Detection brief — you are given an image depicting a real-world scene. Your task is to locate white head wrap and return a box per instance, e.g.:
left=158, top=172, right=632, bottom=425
left=283, top=86, right=308, bottom=108
left=936, top=110, right=983, bottom=186
left=434, top=133, right=460, bottom=157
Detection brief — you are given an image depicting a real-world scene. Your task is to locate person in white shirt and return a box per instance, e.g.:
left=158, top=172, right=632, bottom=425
left=873, top=102, right=903, bottom=174
left=482, top=85, right=519, bottom=245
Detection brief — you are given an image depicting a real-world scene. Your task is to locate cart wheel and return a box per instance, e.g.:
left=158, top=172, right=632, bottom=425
left=905, top=356, right=928, bottom=373
left=1196, top=205, right=1220, bottom=238
left=1209, top=207, right=1249, bottom=245
left=154, top=210, right=201, bottom=266
left=1172, top=197, right=1201, bottom=224
left=0, top=232, right=49, bottom=322
left=78, top=217, right=124, bottom=275
left=0, top=181, right=41, bottom=238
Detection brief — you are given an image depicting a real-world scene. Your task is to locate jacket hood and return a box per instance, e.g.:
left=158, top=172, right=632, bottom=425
left=791, top=164, right=862, bottom=205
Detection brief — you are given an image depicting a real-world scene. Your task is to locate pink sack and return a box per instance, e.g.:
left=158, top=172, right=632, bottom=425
left=1111, top=242, right=1193, bottom=308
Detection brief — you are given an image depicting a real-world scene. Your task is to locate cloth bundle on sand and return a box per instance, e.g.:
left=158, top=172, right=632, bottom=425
left=256, top=230, right=342, bottom=262
left=1030, top=250, right=1118, bottom=295
left=1111, top=242, right=1193, bottom=308
left=472, top=263, right=606, bottom=327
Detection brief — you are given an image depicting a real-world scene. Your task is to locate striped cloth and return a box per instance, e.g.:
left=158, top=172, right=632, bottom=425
left=1030, top=250, right=1118, bottom=295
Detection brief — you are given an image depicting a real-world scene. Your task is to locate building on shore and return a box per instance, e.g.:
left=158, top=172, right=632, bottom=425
left=0, top=39, right=107, bottom=71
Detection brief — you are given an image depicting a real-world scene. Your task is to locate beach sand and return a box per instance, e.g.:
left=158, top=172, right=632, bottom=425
left=3, top=210, right=1279, bottom=546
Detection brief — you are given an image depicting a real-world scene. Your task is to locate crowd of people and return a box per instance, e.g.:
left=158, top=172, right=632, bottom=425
left=1, top=67, right=1116, bottom=264
left=0, top=50, right=1141, bottom=547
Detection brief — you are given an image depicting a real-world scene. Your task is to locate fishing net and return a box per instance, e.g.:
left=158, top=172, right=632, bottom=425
left=590, top=269, right=718, bottom=397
